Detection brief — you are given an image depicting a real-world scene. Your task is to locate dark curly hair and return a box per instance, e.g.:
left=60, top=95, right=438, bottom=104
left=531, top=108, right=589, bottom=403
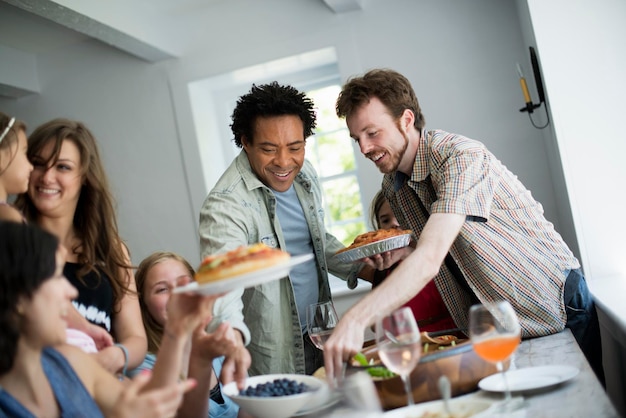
left=230, top=81, right=317, bottom=148
left=0, top=222, right=59, bottom=374
left=336, top=68, right=426, bottom=131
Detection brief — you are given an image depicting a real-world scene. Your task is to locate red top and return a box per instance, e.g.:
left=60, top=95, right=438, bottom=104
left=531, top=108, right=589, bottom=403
left=373, top=265, right=456, bottom=333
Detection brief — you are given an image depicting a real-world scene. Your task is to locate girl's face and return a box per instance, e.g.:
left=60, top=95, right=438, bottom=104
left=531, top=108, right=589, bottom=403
left=143, top=259, right=193, bottom=326
left=28, top=139, right=83, bottom=219
left=0, top=130, right=33, bottom=196
left=377, top=200, right=401, bottom=230
left=19, top=246, right=78, bottom=346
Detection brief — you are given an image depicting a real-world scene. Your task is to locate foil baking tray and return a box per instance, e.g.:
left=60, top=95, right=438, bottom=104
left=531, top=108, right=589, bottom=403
left=333, top=233, right=412, bottom=263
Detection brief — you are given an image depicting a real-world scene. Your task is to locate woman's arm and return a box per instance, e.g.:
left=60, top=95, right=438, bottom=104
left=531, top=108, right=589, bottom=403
left=57, top=344, right=194, bottom=418
left=94, top=244, right=147, bottom=373
left=178, top=322, right=246, bottom=418
left=66, top=305, right=114, bottom=351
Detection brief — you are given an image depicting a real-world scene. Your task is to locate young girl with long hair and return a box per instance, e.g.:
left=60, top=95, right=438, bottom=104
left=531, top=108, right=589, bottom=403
left=0, top=112, right=32, bottom=222
left=134, top=251, right=252, bottom=418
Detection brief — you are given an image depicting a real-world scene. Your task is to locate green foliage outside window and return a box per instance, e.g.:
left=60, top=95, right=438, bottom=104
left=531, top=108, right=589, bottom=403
left=306, top=85, right=366, bottom=246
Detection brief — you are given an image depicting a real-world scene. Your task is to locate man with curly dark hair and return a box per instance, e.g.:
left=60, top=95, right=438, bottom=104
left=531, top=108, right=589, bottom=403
left=199, top=82, right=364, bottom=377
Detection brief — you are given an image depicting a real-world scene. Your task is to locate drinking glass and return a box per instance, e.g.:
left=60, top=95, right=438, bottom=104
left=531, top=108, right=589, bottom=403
left=469, top=300, right=524, bottom=412
left=375, top=307, right=421, bottom=406
left=306, top=301, right=339, bottom=350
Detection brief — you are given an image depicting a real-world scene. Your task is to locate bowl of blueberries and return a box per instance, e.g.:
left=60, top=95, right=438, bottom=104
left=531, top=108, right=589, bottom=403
left=222, top=373, right=329, bottom=418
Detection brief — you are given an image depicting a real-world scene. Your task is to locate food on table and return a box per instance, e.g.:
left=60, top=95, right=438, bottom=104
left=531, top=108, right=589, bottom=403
left=238, top=378, right=310, bottom=397
left=336, top=228, right=413, bottom=254
left=351, top=332, right=466, bottom=379
left=353, top=352, right=397, bottom=379
left=195, top=243, right=290, bottom=283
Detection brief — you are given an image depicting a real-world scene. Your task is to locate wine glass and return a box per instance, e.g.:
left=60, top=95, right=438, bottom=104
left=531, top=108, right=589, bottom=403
left=469, top=300, right=524, bottom=412
left=306, top=301, right=339, bottom=350
left=375, top=307, right=421, bottom=406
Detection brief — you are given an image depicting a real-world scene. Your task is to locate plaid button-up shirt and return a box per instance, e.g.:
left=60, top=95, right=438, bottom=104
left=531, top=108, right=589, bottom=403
left=382, top=130, right=579, bottom=338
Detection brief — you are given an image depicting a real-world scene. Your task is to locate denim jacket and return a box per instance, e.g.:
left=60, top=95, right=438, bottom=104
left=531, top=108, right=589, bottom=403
left=199, top=151, right=360, bottom=376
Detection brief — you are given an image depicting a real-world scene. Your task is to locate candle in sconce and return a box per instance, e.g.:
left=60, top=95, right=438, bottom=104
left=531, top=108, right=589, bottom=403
left=516, top=63, right=532, bottom=104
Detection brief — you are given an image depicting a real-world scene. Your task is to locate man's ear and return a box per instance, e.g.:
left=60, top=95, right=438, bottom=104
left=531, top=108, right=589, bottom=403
left=401, top=108, right=415, bottom=133
left=241, top=135, right=251, bottom=151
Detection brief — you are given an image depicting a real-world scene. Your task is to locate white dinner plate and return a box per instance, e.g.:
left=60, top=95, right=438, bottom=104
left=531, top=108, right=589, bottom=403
left=383, top=395, right=495, bottom=417
left=333, top=233, right=412, bottom=263
left=479, top=365, right=579, bottom=393
left=173, top=253, right=314, bottom=295
left=292, top=390, right=341, bottom=416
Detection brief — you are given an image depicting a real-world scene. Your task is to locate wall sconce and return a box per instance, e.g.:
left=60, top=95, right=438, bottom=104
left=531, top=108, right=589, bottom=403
left=517, top=47, right=550, bottom=129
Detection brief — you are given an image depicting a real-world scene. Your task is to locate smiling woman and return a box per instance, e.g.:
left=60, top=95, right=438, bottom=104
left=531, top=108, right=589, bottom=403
left=15, top=118, right=148, bottom=377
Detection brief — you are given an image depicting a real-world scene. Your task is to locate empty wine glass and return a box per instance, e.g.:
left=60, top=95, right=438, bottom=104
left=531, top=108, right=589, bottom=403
left=469, top=300, right=524, bottom=412
left=306, top=301, right=339, bottom=350
left=375, top=307, right=421, bottom=406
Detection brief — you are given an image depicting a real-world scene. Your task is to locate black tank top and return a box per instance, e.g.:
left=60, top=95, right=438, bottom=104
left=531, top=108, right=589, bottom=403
left=64, top=262, right=114, bottom=333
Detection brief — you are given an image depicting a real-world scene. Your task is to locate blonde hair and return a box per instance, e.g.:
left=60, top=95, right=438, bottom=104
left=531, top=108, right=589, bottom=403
left=135, top=251, right=195, bottom=353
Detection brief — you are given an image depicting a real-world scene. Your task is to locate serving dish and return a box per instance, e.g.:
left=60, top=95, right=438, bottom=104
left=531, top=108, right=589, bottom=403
left=222, top=373, right=328, bottom=418
left=349, top=329, right=497, bottom=410
left=333, top=233, right=412, bottom=263
left=173, top=254, right=313, bottom=295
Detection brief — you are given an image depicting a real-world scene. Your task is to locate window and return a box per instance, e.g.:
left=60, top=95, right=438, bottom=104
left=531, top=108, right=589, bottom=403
left=306, top=85, right=366, bottom=245
left=188, top=47, right=366, bottom=246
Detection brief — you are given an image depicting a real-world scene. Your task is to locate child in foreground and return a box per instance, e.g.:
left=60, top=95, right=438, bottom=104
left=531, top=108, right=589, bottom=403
left=134, top=251, right=253, bottom=418
left=369, top=190, right=456, bottom=333
left=0, top=112, right=32, bottom=222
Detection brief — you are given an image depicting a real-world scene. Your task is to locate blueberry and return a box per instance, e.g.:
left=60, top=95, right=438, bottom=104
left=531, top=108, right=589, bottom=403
left=240, top=378, right=311, bottom=397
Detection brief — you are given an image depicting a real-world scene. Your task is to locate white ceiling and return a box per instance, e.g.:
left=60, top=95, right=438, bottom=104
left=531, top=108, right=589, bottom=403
left=0, top=0, right=362, bottom=61
left=0, top=0, right=362, bottom=98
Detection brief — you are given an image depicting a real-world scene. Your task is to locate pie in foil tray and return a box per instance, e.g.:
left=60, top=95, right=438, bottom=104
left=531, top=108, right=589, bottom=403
left=333, top=233, right=412, bottom=263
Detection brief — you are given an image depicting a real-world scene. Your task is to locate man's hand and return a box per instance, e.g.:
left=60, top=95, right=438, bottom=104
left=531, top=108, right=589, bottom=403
left=323, top=314, right=366, bottom=386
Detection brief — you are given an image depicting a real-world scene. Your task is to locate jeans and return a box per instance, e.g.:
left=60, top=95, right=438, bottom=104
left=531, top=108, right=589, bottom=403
left=564, top=268, right=605, bottom=385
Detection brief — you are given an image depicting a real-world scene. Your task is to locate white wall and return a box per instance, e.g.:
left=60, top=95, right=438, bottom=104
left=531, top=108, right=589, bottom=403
left=518, top=1, right=626, bottom=411
left=0, top=0, right=569, bottom=269
left=522, top=0, right=626, bottom=282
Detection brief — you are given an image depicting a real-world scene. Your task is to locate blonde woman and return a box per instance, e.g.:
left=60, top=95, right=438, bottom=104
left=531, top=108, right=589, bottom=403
left=134, top=251, right=252, bottom=418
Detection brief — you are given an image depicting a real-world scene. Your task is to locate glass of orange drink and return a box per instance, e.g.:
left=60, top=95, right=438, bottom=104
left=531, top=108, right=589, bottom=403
left=469, top=300, right=525, bottom=412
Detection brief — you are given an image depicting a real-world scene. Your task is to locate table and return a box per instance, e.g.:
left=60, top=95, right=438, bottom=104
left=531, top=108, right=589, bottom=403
left=303, top=329, right=619, bottom=417
left=472, top=329, right=618, bottom=417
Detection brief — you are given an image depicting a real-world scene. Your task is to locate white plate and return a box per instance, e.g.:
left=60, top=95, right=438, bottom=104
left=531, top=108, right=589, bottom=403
left=383, top=396, right=495, bottom=417
left=333, top=233, right=412, bottom=263
left=479, top=365, right=579, bottom=393
left=292, top=390, right=341, bottom=416
left=173, top=254, right=314, bottom=295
